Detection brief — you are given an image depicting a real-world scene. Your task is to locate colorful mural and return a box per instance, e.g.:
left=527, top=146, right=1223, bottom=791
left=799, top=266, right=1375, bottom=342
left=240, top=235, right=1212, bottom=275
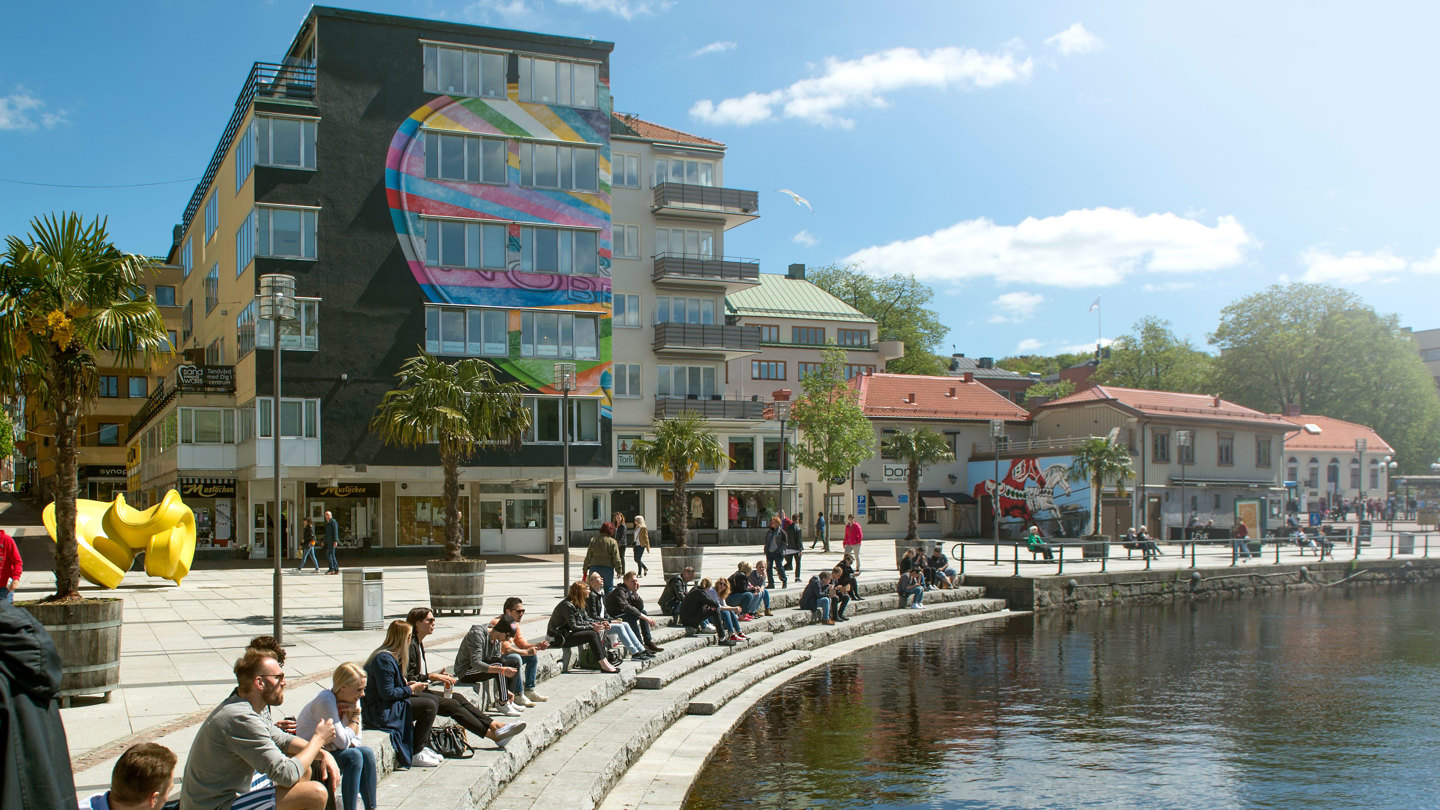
left=968, top=455, right=1091, bottom=538
left=385, top=86, right=613, bottom=406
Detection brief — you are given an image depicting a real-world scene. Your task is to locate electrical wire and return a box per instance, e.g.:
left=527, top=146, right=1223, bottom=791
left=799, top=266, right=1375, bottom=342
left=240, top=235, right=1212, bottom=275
left=0, top=176, right=200, bottom=189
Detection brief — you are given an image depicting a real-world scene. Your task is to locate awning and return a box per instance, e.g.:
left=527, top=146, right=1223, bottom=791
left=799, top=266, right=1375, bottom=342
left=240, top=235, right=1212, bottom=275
left=939, top=491, right=978, bottom=506
left=920, top=491, right=948, bottom=510
left=868, top=490, right=900, bottom=509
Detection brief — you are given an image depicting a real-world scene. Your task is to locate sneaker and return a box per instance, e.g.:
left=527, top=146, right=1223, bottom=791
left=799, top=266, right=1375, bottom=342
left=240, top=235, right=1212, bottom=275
left=496, top=701, right=523, bottom=716
left=412, top=749, right=442, bottom=768
left=740, top=614, right=753, bottom=622
left=514, top=693, right=535, bottom=708
left=524, top=689, right=548, bottom=703
left=492, top=721, right=526, bottom=748
left=718, top=639, right=737, bottom=647
left=698, top=626, right=718, bottom=635
left=736, top=633, right=750, bottom=640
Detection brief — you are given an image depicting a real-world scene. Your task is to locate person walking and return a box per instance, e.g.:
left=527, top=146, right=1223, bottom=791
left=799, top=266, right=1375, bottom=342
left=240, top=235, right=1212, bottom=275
left=296, top=518, right=320, bottom=573
left=812, top=511, right=829, bottom=552
left=632, top=515, right=651, bottom=577
left=764, top=517, right=788, bottom=589
left=324, top=511, right=340, bottom=574
left=0, top=528, right=21, bottom=603
left=584, top=522, right=623, bottom=593
left=843, top=514, right=864, bottom=574
left=785, top=512, right=804, bottom=582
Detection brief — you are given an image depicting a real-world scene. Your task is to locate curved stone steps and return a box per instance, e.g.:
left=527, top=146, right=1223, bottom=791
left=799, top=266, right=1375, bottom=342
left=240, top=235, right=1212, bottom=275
left=633, top=631, right=775, bottom=690
left=686, top=649, right=812, bottom=715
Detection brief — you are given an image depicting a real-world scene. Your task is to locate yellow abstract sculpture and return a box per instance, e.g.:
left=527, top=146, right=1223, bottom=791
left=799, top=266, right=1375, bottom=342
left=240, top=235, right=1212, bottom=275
left=43, top=490, right=197, bottom=588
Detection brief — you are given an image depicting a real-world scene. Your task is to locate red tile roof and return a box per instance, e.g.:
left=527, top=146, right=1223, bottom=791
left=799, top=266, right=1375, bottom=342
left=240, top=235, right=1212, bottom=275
left=1274, top=414, right=1394, bottom=454
left=1034, top=385, right=1295, bottom=429
left=611, top=112, right=723, bottom=147
left=850, top=374, right=1031, bottom=422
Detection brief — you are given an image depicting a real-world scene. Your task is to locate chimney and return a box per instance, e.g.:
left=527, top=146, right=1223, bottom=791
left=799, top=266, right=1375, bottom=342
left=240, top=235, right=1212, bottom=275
left=787, top=263, right=806, bottom=280
left=963, top=372, right=974, bottom=383
left=1283, top=403, right=1302, bottom=418
left=1212, top=395, right=1221, bottom=407
left=947, top=387, right=957, bottom=397
left=905, top=393, right=916, bottom=404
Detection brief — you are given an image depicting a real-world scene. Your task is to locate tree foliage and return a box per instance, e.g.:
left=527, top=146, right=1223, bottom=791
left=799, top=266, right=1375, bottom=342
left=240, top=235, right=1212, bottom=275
left=1067, top=437, right=1135, bottom=537
left=807, top=263, right=947, bottom=375
left=0, top=407, right=14, bottom=461
left=1210, top=283, right=1440, bottom=474
left=1093, top=316, right=1213, bottom=392
left=997, top=351, right=1091, bottom=377
left=629, top=411, right=728, bottom=548
left=886, top=427, right=953, bottom=540
left=1022, top=379, right=1076, bottom=405
left=789, top=344, right=875, bottom=548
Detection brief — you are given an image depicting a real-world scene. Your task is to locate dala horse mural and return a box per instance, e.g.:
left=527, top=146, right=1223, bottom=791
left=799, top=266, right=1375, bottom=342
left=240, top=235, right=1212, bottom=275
left=970, top=456, right=1088, bottom=536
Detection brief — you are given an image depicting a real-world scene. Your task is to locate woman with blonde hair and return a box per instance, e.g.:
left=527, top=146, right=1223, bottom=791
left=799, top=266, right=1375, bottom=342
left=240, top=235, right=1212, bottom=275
left=712, top=577, right=748, bottom=642
left=361, top=620, right=440, bottom=768
left=632, top=515, right=651, bottom=577
left=298, top=663, right=377, bottom=810
left=546, top=580, right=619, bottom=673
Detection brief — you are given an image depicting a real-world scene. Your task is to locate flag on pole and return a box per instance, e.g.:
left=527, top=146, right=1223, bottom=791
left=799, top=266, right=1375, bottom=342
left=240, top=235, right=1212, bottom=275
left=1089, top=295, right=1101, bottom=312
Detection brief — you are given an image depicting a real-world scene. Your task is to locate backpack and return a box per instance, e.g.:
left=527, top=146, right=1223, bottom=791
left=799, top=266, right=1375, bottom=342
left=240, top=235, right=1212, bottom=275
left=428, top=722, right=475, bottom=759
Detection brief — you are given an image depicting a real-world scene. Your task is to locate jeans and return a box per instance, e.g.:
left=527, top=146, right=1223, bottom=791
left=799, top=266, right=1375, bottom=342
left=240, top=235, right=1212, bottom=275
left=0, top=586, right=10, bottom=603
left=624, top=615, right=654, bottom=645
left=1232, top=539, right=1254, bottom=560
left=632, top=545, right=647, bottom=573
left=900, top=586, right=924, bottom=607
left=327, top=546, right=339, bottom=572
left=500, top=652, right=524, bottom=697
left=788, top=552, right=801, bottom=581
left=591, top=565, right=615, bottom=593
left=334, top=745, right=377, bottom=810
left=808, top=596, right=832, bottom=621
left=1030, top=543, right=1054, bottom=561
left=765, top=552, right=788, bottom=588
left=717, top=609, right=741, bottom=635
left=606, top=622, right=644, bottom=653
left=297, top=547, right=319, bottom=571
left=755, top=589, right=771, bottom=612
left=834, top=593, right=850, bottom=619
left=726, top=592, right=760, bottom=615
left=518, top=652, right=539, bottom=690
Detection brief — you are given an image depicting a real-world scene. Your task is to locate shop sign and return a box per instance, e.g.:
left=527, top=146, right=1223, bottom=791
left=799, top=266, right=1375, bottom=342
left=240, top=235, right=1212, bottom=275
left=882, top=464, right=908, bottom=483
left=80, top=465, right=128, bottom=479
left=181, top=478, right=237, bottom=498
left=306, top=482, right=380, bottom=499
left=175, top=365, right=236, bottom=393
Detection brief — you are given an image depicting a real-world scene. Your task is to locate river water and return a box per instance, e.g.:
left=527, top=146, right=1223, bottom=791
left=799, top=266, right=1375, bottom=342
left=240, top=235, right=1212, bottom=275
left=684, top=587, right=1440, bottom=809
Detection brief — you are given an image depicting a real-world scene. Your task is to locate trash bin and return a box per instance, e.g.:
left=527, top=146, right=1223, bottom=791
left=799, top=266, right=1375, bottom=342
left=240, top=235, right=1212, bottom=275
left=1397, top=532, right=1415, bottom=555
left=343, top=569, right=384, bottom=630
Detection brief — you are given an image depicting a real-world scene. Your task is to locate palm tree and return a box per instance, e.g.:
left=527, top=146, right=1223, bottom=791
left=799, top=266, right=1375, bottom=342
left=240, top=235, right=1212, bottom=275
left=629, top=411, right=727, bottom=548
left=1068, top=436, right=1135, bottom=537
left=370, top=352, right=531, bottom=561
left=888, top=427, right=953, bottom=541
left=0, top=214, right=170, bottom=599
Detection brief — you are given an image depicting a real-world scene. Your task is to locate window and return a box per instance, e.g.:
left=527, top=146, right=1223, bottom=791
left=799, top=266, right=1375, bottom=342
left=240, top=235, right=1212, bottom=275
left=166, top=330, right=178, bottom=350
left=236, top=117, right=254, bottom=189
left=204, top=265, right=219, bottom=313
left=570, top=398, right=599, bottom=442
left=257, top=206, right=318, bottom=260
left=252, top=297, right=320, bottom=351
left=180, top=408, right=237, bottom=444
left=520, top=226, right=599, bottom=275
left=519, top=311, right=599, bottom=359
left=204, top=194, right=218, bottom=242
left=763, top=437, right=784, bottom=471
left=653, top=157, right=715, bottom=186
left=518, top=142, right=599, bottom=191
left=255, top=115, right=317, bottom=170
left=612, top=363, right=641, bottom=397
left=792, top=327, right=824, bottom=345
left=654, top=227, right=714, bottom=259
left=181, top=237, right=193, bottom=278
left=1217, top=434, right=1234, bottom=465
left=728, top=437, right=755, bottom=471
left=1178, top=439, right=1194, bottom=465
left=425, top=305, right=508, bottom=356
left=844, top=364, right=875, bottom=379
left=521, top=396, right=600, bottom=443
left=614, top=153, right=639, bottom=188
left=128, top=377, right=148, bottom=398
left=206, top=337, right=225, bottom=365
left=424, top=218, right=507, bottom=269
left=99, top=376, right=119, bottom=398
left=880, top=432, right=896, bottom=460
left=655, top=296, right=716, bottom=325
left=236, top=216, right=254, bottom=275
left=656, top=365, right=717, bottom=398
left=617, top=434, right=642, bottom=469
left=1349, top=459, right=1361, bottom=490
left=613, top=293, right=640, bottom=327
left=1287, top=456, right=1298, bottom=483
left=424, top=43, right=506, bottom=98
left=1152, top=431, right=1170, bottom=463
left=752, top=360, right=785, bottom=380
left=613, top=224, right=640, bottom=259
left=97, top=423, right=120, bottom=446
left=1306, top=458, right=1319, bottom=488
left=518, top=56, right=597, bottom=108
left=1369, top=460, right=1381, bottom=489
left=758, top=325, right=779, bottom=343
left=869, top=505, right=890, bottom=525
left=837, top=329, right=870, bottom=347
left=237, top=301, right=258, bottom=358
left=798, top=362, right=822, bottom=379
left=255, top=397, right=320, bottom=439
left=182, top=301, right=193, bottom=342
left=154, top=286, right=176, bottom=307
left=1256, top=437, right=1272, bottom=467
left=425, top=131, right=505, bottom=184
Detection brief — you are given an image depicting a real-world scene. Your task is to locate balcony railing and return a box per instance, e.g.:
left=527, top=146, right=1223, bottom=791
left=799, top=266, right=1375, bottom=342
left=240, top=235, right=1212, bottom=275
left=654, top=396, right=768, bottom=420
left=652, top=254, right=760, bottom=284
left=652, top=182, right=759, bottom=216
left=653, top=322, right=761, bottom=353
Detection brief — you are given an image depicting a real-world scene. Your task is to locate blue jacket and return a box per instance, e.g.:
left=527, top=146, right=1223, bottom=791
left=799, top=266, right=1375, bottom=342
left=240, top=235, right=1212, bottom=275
left=324, top=517, right=340, bottom=549
left=361, top=652, right=414, bottom=767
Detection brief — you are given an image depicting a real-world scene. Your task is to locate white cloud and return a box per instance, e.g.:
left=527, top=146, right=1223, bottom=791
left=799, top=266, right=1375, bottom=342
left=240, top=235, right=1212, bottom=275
left=1142, top=281, right=1196, bottom=293
left=1045, top=23, right=1104, bottom=56
left=555, top=0, right=668, bottom=19
left=842, top=207, right=1256, bottom=289
left=462, top=0, right=531, bottom=22
left=0, top=88, right=66, bottom=131
left=692, top=41, right=736, bottom=58
left=1405, top=247, right=1440, bottom=274
left=1299, top=247, right=1407, bottom=283
left=1016, top=338, right=1047, bottom=353
left=690, top=44, right=1032, bottom=128
left=1059, top=337, right=1116, bottom=354
left=988, top=291, right=1044, bottom=323
left=792, top=229, right=819, bottom=248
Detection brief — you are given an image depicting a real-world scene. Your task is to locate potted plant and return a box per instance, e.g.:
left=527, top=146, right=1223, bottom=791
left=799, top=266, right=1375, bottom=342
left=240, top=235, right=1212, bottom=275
left=630, top=411, right=727, bottom=578
left=1068, top=436, right=1136, bottom=559
left=370, top=352, right=530, bottom=615
left=887, top=426, right=954, bottom=568
left=0, top=213, right=169, bottom=702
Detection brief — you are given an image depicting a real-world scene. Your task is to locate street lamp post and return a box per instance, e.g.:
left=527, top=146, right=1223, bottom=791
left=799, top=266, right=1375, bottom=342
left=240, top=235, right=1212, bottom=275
left=1355, top=437, right=1367, bottom=559
left=555, top=363, right=576, bottom=589
left=1176, top=430, right=1193, bottom=567
left=260, top=273, right=296, bottom=645
left=991, top=419, right=1003, bottom=565
left=1385, top=455, right=1397, bottom=530
left=773, top=389, right=792, bottom=519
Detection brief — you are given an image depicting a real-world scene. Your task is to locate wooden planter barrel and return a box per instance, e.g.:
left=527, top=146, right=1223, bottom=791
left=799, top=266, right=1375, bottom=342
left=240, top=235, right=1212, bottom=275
left=22, top=599, right=123, bottom=706
left=426, top=559, right=485, bottom=615
left=661, top=546, right=704, bottom=579
left=894, top=540, right=939, bottom=571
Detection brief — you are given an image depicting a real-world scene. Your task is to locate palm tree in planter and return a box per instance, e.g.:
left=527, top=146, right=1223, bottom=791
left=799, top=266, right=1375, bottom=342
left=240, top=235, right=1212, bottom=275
left=370, top=352, right=530, bottom=614
left=629, top=410, right=727, bottom=577
left=1067, top=436, right=1135, bottom=554
left=0, top=213, right=169, bottom=701
left=889, top=427, right=954, bottom=550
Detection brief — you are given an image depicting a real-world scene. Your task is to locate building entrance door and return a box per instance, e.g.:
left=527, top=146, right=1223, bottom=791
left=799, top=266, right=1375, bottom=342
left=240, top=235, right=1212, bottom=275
left=478, top=500, right=504, bottom=553
left=252, top=500, right=297, bottom=559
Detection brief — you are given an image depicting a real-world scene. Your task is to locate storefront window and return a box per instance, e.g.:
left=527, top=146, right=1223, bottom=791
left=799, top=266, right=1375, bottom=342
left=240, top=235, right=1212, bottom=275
left=506, top=498, right=548, bottom=529
left=725, top=490, right=779, bottom=528
left=659, top=489, right=715, bottom=534
left=397, top=495, right=470, bottom=546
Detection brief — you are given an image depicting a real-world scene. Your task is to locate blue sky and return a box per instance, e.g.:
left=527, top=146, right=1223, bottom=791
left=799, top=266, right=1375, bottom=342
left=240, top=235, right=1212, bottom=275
left=3, top=0, right=1438, bottom=360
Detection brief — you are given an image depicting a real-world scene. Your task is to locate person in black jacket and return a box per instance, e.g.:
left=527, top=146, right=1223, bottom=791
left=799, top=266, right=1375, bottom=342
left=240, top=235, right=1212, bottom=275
left=0, top=602, right=77, bottom=810
left=678, top=578, right=725, bottom=641
left=784, top=513, right=805, bottom=581
left=799, top=572, right=835, bottom=625
left=839, top=553, right=863, bottom=601
left=606, top=571, right=663, bottom=654
left=547, top=581, right=619, bottom=673
left=586, top=572, right=649, bottom=660
left=658, top=566, right=695, bottom=625
left=828, top=565, right=852, bottom=621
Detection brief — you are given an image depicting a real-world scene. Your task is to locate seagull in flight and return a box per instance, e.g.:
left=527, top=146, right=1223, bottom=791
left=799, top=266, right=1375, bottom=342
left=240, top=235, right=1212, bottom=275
left=776, top=188, right=813, bottom=212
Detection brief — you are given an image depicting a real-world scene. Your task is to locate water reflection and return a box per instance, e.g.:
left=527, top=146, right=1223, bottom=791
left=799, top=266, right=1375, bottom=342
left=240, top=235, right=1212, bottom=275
left=685, top=588, right=1440, bottom=809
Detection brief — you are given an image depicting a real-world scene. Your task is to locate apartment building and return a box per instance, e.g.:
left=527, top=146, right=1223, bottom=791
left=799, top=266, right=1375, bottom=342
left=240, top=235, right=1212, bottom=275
left=1274, top=410, right=1394, bottom=509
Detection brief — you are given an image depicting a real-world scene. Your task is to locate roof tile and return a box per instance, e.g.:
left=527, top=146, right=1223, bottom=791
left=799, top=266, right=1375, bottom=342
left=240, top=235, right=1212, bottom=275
left=1273, top=413, right=1394, bottom=454
left=1033, top=385, right=1294, bottom=428
left=852, top=373, right=1031, bottom=422
left=610, top=112, right=723, bottom=147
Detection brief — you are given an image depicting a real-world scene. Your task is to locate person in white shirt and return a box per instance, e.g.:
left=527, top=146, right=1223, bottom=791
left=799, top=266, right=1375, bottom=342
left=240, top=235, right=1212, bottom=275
left=296, top=663, right=376, bottom=810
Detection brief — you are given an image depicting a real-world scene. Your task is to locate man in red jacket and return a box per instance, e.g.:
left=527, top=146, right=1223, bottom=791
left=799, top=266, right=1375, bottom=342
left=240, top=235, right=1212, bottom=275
left=0, top=529, right=21, bottom=603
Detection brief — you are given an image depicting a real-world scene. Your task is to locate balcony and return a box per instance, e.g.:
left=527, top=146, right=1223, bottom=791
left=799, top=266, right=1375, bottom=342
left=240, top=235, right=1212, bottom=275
left=652, top=182, right=760, bottom=229
left=652, top=322, right=761, bottom=358
left=654, top=396, right=768, bottom=420
left=652, top=254, right=760, bottom=288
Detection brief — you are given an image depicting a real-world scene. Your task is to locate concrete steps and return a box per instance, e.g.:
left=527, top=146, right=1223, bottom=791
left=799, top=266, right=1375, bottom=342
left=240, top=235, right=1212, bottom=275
left=687, top=649, right=812, bottom=715
left=633, top=631, right=774, bottom=689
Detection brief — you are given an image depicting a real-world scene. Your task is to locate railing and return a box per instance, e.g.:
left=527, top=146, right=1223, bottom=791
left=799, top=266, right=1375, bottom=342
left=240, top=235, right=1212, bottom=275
left=652, top=182, right=759, bottom=215
left=652, top=322, right=761, bottom=352
left=652, top=254, right=760, bottom=284
left=653, top=396, right=768, bottom=420
left=970, top=435, right=1101, bottom=457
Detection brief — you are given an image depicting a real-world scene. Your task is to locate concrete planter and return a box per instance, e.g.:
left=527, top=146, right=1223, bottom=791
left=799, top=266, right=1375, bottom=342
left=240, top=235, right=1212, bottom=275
left=21, top=598, right=122, bottom=706
left=1081, top=538, right=1110, bottom=559
left=426, top=559, right=485, bottom=616
left=661, top=546, right=704, bottom=579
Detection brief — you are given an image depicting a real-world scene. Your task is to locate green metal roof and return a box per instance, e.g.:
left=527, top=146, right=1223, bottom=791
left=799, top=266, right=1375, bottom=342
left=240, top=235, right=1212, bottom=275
left=725, top=274, right=874, bottom=323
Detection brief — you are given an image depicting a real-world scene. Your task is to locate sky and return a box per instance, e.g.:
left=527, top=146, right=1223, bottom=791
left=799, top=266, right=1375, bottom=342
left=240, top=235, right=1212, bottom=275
left=3, top=0, right=1439, bottom=361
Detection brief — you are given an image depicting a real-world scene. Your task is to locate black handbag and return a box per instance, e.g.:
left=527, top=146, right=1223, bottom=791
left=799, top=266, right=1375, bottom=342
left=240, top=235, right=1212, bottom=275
left=429, top=722, right=475, bottom=759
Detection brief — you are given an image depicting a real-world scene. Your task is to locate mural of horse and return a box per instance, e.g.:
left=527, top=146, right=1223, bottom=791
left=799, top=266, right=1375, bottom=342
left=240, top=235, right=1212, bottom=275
left=972, top=457, right=1079, bottom=530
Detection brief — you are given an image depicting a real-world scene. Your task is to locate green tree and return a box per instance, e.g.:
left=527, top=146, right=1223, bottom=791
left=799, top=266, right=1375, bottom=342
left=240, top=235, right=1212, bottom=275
left=1210, top=283, right=1440, bottom=474
left=886, top=427, right=953, bottom=541
left=1023, top=379, right=1076, bottom=405
left=807, top=263, right=947, bottom=375
left=997, top=351, right=1091, bottom=377
left=370, top=353, right=531, bottom=561
left=1094, top=316, right=1212, bottom=392
left=0, top=214, right=170, bottom=599
left=788, top=344, right=876, bottom=550
left=1067, top=436, right=1135, bottom=538
left=629, top=411, right=728, bottom=548
left=0, top=406, right=14, bottom=461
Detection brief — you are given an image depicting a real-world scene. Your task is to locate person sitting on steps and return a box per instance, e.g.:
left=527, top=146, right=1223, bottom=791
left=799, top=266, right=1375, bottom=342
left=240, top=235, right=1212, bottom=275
left=679, top=578, right=724, bottom=640
left=711, top=577, right=749, bottom=643
left=726, top=561, right=764, bottom=618
left=296, top=663, right=378, bottom=810
left=743, top=560, right=773, bottom=616
left=606, top=570, right=664, bottom=655
left=659, top=566, right=695, bottom=626
left=547, top=580, right=621, bottom=673
left=487, top=597, right=550, bottom=704
left=452, top=618, right=525, bottom=715
left=926, top=547, right=956, bottom=588
left=586, top=570, right=651, bottom=660
left=829, top=565, right=852, bottom=621
left=407, top=606, right=526, bottom=736
left=79, top=742, right=176, bottom=810
left=799, top=570, right=836, bottom=625
left=898, top=568, right=925, bottom=609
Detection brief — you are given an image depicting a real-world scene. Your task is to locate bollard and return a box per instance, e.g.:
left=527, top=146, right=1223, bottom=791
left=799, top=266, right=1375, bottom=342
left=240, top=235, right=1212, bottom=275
left=958, top=542, right=965, bottom=575
left=1389, top=533, right=1394, bottom=560
left=1057, top=545, right=1065, bottom=575
left=1013, top=541, right=1020, bottom=577
left=1274, top=537, right=1280, bottom=565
